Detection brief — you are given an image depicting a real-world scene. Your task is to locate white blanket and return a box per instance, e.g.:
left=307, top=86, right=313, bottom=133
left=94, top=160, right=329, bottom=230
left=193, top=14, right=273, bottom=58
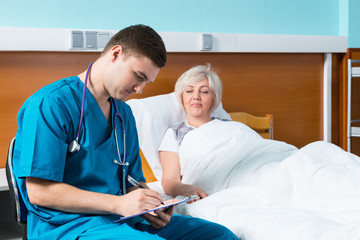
left=174, top=119, right=360, bottom=240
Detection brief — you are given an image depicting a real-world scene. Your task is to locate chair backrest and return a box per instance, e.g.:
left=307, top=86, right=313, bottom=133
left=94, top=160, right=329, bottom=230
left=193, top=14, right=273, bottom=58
left=5, top=137, right=28, bottom=225
left=229, top=112, right=273, bottom=139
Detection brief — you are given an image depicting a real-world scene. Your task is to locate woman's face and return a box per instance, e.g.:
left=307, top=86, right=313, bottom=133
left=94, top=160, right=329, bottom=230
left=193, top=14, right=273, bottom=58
left=182, top=78, right=213, bottom=119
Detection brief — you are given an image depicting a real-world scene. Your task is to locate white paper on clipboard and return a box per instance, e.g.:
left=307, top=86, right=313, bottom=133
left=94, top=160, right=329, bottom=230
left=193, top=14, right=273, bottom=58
left=114, top=195, right=199, bottom=222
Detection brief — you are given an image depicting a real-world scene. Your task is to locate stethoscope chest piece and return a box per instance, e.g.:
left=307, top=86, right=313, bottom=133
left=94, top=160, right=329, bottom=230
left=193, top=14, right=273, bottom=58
left=69, top=139, right=80, bottom=153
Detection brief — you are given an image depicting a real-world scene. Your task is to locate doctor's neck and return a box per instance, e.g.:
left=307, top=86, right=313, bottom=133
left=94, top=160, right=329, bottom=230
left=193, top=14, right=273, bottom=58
left=78, top=60, right=110, bottom=106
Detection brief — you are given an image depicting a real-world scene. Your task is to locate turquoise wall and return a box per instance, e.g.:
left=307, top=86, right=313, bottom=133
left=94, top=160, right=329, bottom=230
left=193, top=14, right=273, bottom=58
left=339, top=0, right=349, bottom=36
left=0, top=0, right=358, bottom=47
left=348, top=0, right=360, bottom=47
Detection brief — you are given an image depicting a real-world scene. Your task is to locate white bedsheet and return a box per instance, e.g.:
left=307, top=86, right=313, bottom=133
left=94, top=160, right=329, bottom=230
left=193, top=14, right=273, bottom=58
left=154, top=119, right=360, bottom=240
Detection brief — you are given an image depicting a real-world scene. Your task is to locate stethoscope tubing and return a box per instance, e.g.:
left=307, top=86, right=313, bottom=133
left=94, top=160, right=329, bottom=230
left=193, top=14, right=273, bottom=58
left=112, top=98, right=127, bottom=166
left=75, top=62, right=94, bottom=142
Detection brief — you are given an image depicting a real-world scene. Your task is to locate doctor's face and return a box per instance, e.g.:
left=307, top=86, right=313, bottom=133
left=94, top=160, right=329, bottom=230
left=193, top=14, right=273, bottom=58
left=105, top=47, right=160, bottom=101
left=182, top=78, right=213, bottom=119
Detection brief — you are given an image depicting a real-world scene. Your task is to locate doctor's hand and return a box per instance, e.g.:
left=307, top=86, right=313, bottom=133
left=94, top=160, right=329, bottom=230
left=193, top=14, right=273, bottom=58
left=141, top=199, right=177, bottom=228
left=115, top=188, right=163, bottom=217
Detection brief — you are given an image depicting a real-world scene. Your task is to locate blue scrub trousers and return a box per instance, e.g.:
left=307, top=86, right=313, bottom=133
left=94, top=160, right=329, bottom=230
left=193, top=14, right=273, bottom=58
left=76, top=214, right=237, bottom=240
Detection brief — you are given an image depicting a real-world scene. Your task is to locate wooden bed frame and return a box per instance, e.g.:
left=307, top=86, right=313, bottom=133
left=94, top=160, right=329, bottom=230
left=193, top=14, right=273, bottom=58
left=0, top=51, right=345, bottom=168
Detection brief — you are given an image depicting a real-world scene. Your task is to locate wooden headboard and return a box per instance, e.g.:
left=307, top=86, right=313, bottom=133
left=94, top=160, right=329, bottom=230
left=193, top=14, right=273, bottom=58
left=0, top=51, right=343, bottom=168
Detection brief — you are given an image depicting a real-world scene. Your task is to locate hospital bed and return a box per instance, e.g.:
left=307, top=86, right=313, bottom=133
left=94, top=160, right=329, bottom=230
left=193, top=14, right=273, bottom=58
left=127, top=92, right=360, bottom=240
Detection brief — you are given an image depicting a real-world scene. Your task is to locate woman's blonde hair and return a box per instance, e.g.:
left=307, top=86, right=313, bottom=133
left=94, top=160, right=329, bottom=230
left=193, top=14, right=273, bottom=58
left=174, top=64, right=222, bottom=113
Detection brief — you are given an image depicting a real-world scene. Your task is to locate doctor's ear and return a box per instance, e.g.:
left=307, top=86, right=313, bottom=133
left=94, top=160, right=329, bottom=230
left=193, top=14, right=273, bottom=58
left=110, top=45, right=125, bottom=61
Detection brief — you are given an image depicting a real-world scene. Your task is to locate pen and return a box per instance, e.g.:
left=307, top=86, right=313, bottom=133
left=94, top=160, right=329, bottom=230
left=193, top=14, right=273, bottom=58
left=127, top=175, right=164, bottom=205
left=127, top=175, right=145, bottom=189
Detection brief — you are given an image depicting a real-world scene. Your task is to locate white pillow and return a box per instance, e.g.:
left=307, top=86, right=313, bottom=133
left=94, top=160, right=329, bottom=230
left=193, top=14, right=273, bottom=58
left=126, top=92, right=231, bottom=180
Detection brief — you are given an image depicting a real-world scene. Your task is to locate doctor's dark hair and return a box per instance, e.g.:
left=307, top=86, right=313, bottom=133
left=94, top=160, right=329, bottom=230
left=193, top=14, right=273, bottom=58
left=175, top=64, right=223, bottom=113
left=102, top=24, right=167, bottom=68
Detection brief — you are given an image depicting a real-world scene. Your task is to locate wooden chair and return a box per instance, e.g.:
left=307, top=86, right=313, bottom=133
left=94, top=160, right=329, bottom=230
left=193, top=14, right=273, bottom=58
left=229, top=112, right=273, bottom=139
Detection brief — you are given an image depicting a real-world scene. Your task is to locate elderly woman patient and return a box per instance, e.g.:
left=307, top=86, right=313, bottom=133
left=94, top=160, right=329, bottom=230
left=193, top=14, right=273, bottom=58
left=155, top=64, right=360, bottom=239
left=159, top=64, right=223, bottom=200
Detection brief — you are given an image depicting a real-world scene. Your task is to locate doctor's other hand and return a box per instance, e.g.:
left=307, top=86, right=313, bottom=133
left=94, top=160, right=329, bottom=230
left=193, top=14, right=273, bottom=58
left=115, top=188, right=163, bottom=217
left=142, top=198, right=177, bottom=228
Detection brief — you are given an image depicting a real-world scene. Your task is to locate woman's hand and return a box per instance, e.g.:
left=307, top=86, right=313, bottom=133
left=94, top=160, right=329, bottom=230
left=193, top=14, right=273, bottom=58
left=183, top=185, right=208, bottom=203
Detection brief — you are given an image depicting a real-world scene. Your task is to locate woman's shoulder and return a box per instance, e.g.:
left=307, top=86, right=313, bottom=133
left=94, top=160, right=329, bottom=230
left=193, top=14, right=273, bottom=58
left=169, top=121, right=194, bottom=145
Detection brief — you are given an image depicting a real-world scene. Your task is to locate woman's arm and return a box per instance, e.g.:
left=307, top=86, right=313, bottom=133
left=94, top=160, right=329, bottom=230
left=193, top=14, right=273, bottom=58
left=159, top=151, right=207, bottom=199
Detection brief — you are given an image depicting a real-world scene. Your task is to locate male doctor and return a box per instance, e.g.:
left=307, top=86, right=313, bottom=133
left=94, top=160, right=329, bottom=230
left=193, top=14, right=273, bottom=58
left=13, top=24, right=237, bottom=239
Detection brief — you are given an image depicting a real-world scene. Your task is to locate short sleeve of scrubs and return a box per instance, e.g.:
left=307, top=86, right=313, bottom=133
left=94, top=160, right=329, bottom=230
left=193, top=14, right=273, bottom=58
left=17, top=95, right=70, bottom=182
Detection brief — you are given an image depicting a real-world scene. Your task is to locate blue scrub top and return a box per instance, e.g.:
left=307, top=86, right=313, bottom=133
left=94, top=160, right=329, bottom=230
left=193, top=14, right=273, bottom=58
left=13, top=76, right=145, bottom=239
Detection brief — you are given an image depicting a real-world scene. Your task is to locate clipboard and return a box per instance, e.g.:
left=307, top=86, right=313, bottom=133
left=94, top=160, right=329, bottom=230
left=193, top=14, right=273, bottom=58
left=114, top=195, right=199, bottom=222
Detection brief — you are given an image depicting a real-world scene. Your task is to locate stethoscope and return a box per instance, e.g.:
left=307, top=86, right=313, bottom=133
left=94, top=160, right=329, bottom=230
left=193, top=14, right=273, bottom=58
left=68, top=62, right=129, bottom=193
